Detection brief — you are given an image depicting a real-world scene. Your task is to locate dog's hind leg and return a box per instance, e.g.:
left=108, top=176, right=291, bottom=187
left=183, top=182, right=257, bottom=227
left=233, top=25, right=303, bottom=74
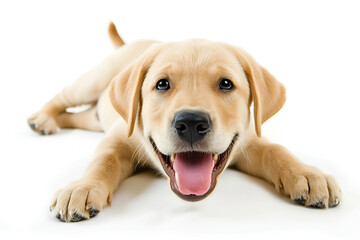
left=27, top=22, right=128, bottom=135
left=56, top=105, right=103, bottom=132
left=28, top=27, right=156, bottom=135
left=28, top=71, right=108, bottom=134
left=27, top=51, right=125, bottom=135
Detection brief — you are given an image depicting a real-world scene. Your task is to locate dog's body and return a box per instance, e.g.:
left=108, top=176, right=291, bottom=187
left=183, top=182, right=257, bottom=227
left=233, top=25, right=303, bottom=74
left=28, top=23, right=341, bottom=222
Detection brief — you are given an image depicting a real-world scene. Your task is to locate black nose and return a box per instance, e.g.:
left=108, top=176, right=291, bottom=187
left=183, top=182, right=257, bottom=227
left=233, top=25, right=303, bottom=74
left=172, top=111, right=211, bottom=144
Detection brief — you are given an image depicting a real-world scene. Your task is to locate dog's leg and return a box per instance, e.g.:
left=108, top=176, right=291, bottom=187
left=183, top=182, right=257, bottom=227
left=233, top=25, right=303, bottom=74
left=50, top=122, right=135, bottom=222
left=56, top=105, right=102, bottom=132
left=27, top=54, right=123, bottom=135
left=28, top=39, right=156, bottom=135
left=233, top=137, right=341, bottom=208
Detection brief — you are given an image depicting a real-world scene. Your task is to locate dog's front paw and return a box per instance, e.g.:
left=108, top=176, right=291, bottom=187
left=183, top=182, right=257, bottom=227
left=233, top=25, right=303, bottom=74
left=28, top=111, right=58, bottom=135
left=50, top=180, right=112, bottom=222
left=275, top=165, right=341, bottom=208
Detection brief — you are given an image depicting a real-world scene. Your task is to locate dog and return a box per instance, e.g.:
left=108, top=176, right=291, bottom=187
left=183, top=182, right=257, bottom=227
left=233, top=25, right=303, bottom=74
left=28, top=22, right=341, bottom=222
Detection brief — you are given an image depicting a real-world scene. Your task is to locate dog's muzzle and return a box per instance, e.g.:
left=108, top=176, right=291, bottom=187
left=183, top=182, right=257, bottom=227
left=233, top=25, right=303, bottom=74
left=150, top=132, right=239, bottom=201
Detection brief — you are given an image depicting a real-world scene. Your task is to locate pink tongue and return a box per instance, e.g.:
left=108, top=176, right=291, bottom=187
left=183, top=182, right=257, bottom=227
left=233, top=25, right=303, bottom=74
left=173, top=152, right=214, bottom=196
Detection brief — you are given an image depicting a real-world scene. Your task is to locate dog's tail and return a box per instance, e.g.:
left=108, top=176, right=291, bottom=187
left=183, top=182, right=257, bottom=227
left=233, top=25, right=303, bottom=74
left=108, top=21, right=125, bottom=48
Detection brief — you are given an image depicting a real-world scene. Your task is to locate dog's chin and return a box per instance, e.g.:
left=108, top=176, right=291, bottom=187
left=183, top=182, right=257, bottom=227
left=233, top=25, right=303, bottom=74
left=149, top=134, right=239, bottom=202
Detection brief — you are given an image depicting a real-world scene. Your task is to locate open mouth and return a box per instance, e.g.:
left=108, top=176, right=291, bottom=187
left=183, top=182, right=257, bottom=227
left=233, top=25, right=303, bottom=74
left=149, top=133, right=239, bottom=201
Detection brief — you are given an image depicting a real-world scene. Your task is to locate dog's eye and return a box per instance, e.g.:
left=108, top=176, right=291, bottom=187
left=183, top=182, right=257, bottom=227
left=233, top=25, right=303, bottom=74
left=219, top=78, right=234, bottom=91
left=155, top=79, right=170, bottom=91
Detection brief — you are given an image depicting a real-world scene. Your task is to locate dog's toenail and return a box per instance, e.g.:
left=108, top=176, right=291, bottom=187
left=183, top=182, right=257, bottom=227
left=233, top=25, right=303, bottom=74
left=294, top=196, right=306, bottom=205
left=30, top=123, right=36, bottom=130
left=329, top=199, right=340, bottom=208
left=56, top=213, right=65, bottom=222
left=309, top=201, right=325, bottom=208
left=40, top=129, right=46, bottom=135
left=71, top=212, right=86, bottom=222
left=89, top=208, right=99, bottom=218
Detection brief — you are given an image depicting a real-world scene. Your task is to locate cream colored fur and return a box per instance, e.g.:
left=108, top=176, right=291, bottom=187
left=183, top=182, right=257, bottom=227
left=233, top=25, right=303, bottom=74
left=28, top=22, right=341, bottom=222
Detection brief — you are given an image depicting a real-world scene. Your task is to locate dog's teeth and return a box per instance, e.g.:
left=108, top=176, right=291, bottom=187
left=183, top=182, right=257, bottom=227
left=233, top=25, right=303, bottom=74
left=170, top=154, right=176, bottom=163
left=213, top=154, right=219, bottom=162
left=175, top=172, right=179, bottom=183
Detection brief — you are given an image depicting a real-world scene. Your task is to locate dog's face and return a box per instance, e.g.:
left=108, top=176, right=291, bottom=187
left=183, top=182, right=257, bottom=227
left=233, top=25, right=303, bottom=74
left=110, top=40, right=286, bottom=201
left=141, top=40, right=250, bottom=200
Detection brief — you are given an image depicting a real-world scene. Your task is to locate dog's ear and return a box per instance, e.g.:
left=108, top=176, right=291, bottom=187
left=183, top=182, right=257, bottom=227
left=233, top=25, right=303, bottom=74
left=231, top=47, right=286, bottom=137
left=109, top=44, right=161, bottom=137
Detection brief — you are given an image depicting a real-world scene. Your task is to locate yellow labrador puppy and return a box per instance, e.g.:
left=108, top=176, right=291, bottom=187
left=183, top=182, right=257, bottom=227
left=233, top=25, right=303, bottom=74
left=28, top=23, right=341, bottom=222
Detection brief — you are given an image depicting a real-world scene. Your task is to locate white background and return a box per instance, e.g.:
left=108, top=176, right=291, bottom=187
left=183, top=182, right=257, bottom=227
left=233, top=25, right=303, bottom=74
left=0, top=0, right=359, bottom=239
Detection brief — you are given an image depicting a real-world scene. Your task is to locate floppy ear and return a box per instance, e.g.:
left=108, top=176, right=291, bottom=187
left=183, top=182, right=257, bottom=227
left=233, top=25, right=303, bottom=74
left=109, top=45, right=161, bottom=137
left=232, top=47, right=286, bottom=137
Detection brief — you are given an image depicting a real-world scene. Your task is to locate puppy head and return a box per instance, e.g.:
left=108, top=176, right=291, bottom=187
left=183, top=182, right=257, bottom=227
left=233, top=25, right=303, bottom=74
left=110, top=40, right=285, bottom=201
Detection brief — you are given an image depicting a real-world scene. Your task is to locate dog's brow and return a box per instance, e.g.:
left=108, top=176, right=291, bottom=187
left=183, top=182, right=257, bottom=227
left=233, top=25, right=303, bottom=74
left=154, top=64, right=173, bottom=74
